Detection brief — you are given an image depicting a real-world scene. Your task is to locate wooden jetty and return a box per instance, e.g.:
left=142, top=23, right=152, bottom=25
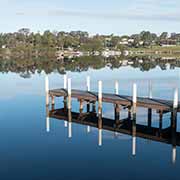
left=45, top=75, right=179, bottom=163
left=45, top=75, right=180, bottom=121
left=49, top=88, right=180, bottom=112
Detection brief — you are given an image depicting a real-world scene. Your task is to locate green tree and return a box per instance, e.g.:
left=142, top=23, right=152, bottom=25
left=160, top=32, right=168, bottom=40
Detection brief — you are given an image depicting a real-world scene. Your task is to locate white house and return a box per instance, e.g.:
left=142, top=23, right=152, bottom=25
left=128, top=39, right=134, bottom=43
left=2, top=45, right=6, bottom=49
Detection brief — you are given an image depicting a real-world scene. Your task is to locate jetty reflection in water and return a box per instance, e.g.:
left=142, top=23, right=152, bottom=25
left=46, top=106, right=178, bottom=164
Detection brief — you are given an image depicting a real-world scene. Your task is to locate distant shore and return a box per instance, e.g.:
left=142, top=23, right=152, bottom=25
left=1, top=29, right=180, bottom=59
left=1, top=45, right=180, bottom=59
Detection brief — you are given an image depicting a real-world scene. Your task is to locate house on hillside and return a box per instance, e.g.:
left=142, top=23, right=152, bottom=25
left=160, top=39, right=177, bottom=47
left=1, top=45, right=6, bottom=49
left=119, top=38, right=128, bottom=45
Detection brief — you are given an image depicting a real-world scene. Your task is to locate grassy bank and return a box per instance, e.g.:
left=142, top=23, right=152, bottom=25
left=129, top=45, right=180, bottom=54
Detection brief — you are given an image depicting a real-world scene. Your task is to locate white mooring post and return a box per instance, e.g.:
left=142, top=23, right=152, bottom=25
left=64, top=74, right=67, bottom=89
left=132, top=83, right=137, bottom=117
left=87, top=76, right=90, bottom=91
left=45, top=75, right=49, bottom=106
left=148, top=80, right=152, bottom=98
left=173, top=87, right=178, bottom=109
left=115, top=81, right=119, bottom=95
left=133, top=83, right=137, bottom=105
left=68, top=78, right=72, bottom=110
left=98, top=81, right=102, bottom=114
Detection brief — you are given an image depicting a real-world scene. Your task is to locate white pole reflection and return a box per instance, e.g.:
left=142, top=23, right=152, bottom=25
left=98, top=129, right=102, bottom=146
left=172, top=146, right=176, bottom=164
left=68, top=122, right=72, bottom=138
left=114, top=131, right=118, bottom=138
left=46, top=116, right=50, bottom=132
left=87, top=126, right=91, bottom=133
left=64, top=121, right=68, bottom=127
left=132, top=136, right=136, bottom=156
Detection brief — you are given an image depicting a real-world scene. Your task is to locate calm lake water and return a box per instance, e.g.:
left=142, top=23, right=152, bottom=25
left=1, top=58, right=180, bottom=179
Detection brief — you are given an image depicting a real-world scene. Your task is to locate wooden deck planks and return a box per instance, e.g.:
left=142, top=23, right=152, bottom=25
left=49, top=88, right=180, bottom=111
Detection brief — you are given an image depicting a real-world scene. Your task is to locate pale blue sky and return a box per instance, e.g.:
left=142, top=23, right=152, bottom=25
left=1, top=0, right=180, bottom=35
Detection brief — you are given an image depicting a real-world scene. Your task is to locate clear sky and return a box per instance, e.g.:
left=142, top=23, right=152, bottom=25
left=1, top=0, right=180, bottom=35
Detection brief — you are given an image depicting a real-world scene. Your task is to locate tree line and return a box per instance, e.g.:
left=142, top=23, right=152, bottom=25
left=0, top=29, right=180, bottom=52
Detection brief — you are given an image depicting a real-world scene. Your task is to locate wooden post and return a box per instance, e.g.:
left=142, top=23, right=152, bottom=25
left=128, top=106, right=131, bottom=120
left=132, top=83, right=137, bottom=120
left=115, top=81, right=119, bottom=95
left=114, top=104, right=120, bottom=125
left=159, top=110, right=163, bottom=136
left=92, top=101, right=96, bottom=112
left=87, top=101, right=90, bottom=112
left=79, top=99, right=83, bottom=114
left=45, top=75, right=49, bottom=106
left=148, top=109, right=152, bottom=127
left=51, top=95, right=55, bottom=109
left=148, top=81, right=152, bottom=127
left=63, top=98, right=67, bottom=112
left=67, top=78, right=71, bottom=110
